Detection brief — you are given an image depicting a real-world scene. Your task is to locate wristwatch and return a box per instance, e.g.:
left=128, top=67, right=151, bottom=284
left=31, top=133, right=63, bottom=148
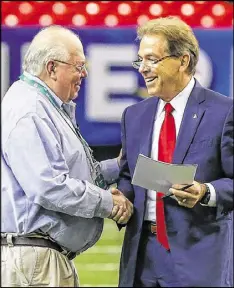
left=200, top=184, right=211, bottom=205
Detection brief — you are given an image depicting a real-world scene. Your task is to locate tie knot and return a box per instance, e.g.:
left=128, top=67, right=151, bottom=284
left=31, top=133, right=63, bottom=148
left=164, top=103, right=174, bottom=114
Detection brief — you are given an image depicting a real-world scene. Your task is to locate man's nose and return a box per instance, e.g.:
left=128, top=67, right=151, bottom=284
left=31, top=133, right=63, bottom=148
left=82, top=67, right=88, bottom=78
left=138, top=62, right=149, bottom=74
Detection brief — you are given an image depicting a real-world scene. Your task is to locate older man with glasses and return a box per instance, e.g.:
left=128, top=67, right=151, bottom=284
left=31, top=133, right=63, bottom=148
left=117, top=16, right=233, bottom=287
left=1, top=25, right=133, bottom=287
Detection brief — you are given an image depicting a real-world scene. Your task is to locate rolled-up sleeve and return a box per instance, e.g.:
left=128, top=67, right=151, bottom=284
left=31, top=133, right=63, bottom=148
left=3, top=113, right=113, bottom=219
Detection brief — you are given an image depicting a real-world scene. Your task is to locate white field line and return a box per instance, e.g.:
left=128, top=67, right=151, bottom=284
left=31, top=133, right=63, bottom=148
left=84, top=245, right=121, bottom=254
left=78, top=263, right=118, bottom=271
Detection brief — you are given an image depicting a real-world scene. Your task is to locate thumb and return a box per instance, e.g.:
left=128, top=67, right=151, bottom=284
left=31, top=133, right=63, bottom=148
left=111, top=188, right=121, bottom=195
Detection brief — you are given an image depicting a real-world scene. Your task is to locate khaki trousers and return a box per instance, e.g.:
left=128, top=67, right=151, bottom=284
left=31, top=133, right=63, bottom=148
left=1, top=245, right=79, bottom=287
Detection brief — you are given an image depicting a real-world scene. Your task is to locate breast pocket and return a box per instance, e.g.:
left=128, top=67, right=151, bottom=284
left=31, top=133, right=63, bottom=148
left=188, top=138, right=214, bottom=153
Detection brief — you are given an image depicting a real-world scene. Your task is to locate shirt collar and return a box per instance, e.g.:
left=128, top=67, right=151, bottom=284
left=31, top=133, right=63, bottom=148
left=157, top=77, right=195, bottom=117
left=62, top=102, right=77, bottom=123
left=23, top=71, right=76, bottom=111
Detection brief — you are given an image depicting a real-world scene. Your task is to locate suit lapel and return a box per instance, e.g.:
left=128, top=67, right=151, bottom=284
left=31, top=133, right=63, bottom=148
left=139, top=97, right=159, bottom=157
left=173, top=82, right=206, bottom=164
left=136, top=97, right=159, bottom=203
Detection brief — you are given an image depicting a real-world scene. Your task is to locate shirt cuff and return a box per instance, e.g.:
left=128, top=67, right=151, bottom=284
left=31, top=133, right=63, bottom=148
left=97, top=188, right=114, bottom=218
left=206, top=183, right=216, bottom=207
left=200, top=183, right=217, bottom=207
left=85, top=181, right=113, bottom=218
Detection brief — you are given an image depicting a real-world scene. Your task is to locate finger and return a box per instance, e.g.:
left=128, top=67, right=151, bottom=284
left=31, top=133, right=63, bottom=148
left=125, top=200, right=133, bottom=215
left=177, top=196, right=197, bottom=208
left=112, top=195, right=127, bottom=211
left=174, top=196, right=184, bottom=203
left=178, top=200, right=194, bottom=208
left=115, top=206, right=133, bottom=223
left=178, top=200, right=188, bottom=207
left=171, top=184, right=200, bottom=195
left=169, top=188, right=197, bottom=200
left=109, top=205, right=119, bottom=218
left=117, top=218, right=128, bottom=225
left=117, top=212, right=131, bottom=224
left=111, top=188, right=121, bottom=195
left=113, top=206, right=125, bottom=222
left=122, top=198, right=129, bottom=211
left=171, top=184, right=187, bottom=190
left=117, top=195, right=128, bottom=211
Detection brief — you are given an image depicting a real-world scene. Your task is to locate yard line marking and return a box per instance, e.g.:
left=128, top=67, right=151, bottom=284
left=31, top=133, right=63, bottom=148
left=78, top=263, right=118, bottom=271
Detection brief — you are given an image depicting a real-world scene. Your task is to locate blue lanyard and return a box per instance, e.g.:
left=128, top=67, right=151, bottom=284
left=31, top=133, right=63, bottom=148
left=19, top=74, right=108, bottom=189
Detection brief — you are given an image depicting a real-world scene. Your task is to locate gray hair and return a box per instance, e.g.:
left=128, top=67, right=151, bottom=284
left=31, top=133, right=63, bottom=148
left=137, top=16, right=199, bottom=75
left=22, top=25, right=80, bottom=76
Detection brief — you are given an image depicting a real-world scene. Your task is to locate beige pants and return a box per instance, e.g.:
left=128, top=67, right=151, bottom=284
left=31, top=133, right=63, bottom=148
left=1, top=245, right=79, bottom=287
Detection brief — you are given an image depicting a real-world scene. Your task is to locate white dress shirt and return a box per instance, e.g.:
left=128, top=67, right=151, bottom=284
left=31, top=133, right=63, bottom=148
left=144, top=77, right=216, bottom=222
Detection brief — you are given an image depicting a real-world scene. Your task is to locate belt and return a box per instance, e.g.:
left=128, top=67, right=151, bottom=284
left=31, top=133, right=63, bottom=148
left=143, top=221, right=157, bottom=235
left=1, top=236, right=76, bottom=260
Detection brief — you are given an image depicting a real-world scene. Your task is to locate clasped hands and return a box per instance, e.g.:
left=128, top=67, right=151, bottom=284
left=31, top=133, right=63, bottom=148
left=108, top=188, right=133, bottom=224
left=169, top=180, right=207, bottom=208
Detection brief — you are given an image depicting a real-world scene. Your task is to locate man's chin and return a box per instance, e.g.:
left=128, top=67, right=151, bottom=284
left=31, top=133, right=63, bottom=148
left=70, top=92, right=79, bottom=101
left=146, top=88, right=158, bottom=97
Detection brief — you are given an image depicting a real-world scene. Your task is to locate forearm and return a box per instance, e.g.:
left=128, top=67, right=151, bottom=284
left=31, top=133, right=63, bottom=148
left=8, top=159, right=114, bottom=218
left=33, top=177, right=113, bottom=218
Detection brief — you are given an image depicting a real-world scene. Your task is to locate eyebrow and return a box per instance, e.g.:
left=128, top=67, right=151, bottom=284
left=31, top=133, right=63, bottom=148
left=137, top=53, right=161, bottom=59
left=75, top=60, right=86, bottom=65
left=71, top=55, right=86, bottom=64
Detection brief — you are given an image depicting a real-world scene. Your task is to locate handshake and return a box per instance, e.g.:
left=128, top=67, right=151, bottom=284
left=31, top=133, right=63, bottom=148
left=108, top=188, right=133, bottom=225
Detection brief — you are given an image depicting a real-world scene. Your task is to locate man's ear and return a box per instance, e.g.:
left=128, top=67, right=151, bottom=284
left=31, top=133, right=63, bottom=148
left=46, top=61, right=57, bottom=80
left=179, top=54, right=190, bottom=73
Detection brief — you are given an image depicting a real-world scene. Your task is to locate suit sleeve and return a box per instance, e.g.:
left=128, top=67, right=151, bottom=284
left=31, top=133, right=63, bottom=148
left=210, top=105, right=233, bottom=213
left=117, top=107, right=134, bottom=203
left=100, top=158, right=119, bottom=184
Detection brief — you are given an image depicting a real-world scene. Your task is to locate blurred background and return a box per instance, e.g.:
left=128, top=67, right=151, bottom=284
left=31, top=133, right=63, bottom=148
left=1, top=1, right=233, bottom=287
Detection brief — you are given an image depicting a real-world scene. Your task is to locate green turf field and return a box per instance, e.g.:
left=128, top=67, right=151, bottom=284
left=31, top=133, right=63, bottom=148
left=74, top=220, right=125, bottom=287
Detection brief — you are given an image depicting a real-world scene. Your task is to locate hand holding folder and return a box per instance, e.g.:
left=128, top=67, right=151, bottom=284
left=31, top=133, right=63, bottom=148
left=131, top=154, right=197, bottom=195
left=162, top=183, right=194, bottom=199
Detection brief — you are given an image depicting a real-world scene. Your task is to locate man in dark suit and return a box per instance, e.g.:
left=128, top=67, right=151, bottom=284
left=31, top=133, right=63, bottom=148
left=116, top=16, right=233, bottom=287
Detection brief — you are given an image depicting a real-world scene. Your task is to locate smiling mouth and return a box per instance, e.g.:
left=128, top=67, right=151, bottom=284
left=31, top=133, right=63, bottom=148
left=145, top=77, right=157, bottom=83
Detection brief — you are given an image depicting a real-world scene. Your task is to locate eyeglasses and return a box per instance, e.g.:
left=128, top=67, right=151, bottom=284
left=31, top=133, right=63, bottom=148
left=132, top=55, right=178, bottom=70
left=52, top=59, right=87, bottom=73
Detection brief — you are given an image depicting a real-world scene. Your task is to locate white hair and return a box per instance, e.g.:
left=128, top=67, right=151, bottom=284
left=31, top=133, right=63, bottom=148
left=22, top=25, right=81, bottom=76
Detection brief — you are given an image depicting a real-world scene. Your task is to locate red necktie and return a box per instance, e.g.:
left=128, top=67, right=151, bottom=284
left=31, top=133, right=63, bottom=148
left=156, top=103, right=176, bottom=250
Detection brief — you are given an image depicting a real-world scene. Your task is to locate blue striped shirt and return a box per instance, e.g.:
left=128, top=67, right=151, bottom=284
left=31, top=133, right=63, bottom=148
left=1, top=72, right=119, bottom=253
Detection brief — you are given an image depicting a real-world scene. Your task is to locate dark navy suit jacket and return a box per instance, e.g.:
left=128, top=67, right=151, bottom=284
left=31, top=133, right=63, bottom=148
left=117, top=80, right=233, bottom=287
